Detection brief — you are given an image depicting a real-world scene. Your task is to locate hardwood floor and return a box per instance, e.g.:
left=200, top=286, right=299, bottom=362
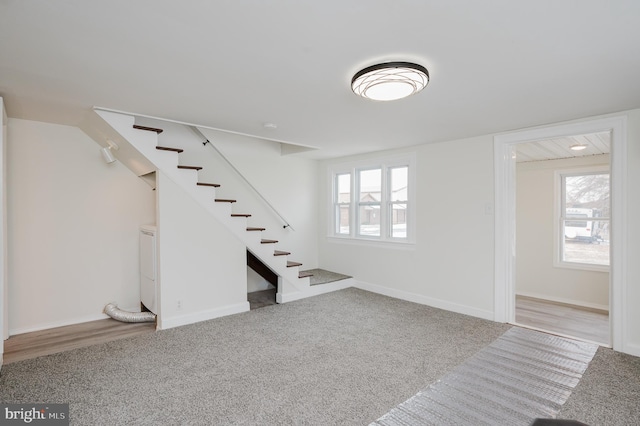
left=515, top=295, right=610, bottom=345
left=3, top=318, right=156, bottom=365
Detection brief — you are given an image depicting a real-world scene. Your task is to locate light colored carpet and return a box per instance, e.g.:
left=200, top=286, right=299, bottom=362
left=0, top=288, right=508, bottom=425
left=1, top=288, right=638, bottom=425
left=558, top=347, right=640, bottom=425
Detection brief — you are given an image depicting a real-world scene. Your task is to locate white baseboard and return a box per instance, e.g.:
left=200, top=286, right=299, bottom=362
left=622, top=342, right=640, bottom=357
left=353, top=280, right=495, bottom=321
left=277, top=278, right=355, bottom=303
left=516, top=291, right=609, bottom=312
left=159, top=302, right=250, bottom=330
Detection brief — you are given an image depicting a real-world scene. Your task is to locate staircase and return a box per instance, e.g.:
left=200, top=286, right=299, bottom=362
left=92, top=109, right=313, bottom=306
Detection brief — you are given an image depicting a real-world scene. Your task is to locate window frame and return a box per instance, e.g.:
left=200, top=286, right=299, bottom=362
left=329, top=154, right=416, bottom=246
left=554, top=165, right=610, bottom=272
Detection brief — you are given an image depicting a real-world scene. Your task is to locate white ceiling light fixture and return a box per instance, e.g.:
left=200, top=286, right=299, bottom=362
left=570, top=143, right=587, bottom=151
left=351, top=61, right=429, bottom=101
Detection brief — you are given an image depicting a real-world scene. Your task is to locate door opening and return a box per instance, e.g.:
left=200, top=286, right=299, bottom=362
left=512, top=133, right=610, bottom=345
left=494, top=116, right=627, bottom=352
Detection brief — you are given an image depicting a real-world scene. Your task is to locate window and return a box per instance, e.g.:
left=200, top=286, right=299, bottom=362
left=330, top=155, right=415, bottom=243
left=557, top=168, right=610, bottom=270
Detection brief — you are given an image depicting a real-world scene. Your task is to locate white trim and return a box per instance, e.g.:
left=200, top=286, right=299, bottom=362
left=158, top=302, right=249, bottom=330
left=1, top=97, right=6, bottom=352
left=494, top=115, right=627, bottom=353
left=326, top=236, right=416, bottom=250
left=93, top=106, right=317, bottom=152
left=354, top=280, right=495, bottom=321
left=624, top=343, right=640, bottom=358
left=493, top=143, right=516, bottom=323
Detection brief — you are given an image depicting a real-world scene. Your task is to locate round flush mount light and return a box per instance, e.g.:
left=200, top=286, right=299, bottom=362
left=570, top=143, right=587, bottom=151
left=351, top=61, right=429, bottom=101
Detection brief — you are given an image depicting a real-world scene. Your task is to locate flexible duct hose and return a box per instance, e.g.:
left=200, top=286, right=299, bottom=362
left=104, top=303, right=156, bottom=323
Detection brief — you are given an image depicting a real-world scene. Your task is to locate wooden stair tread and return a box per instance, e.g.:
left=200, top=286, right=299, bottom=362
left=273, top=250, right=291, bottom=256
left=246, top=227, right=266, bottom=231
left=133, top=125, right=163, bottom=134
left=231, top=214, right=251, bottom=217
left=287, top=261, right=303, bottom=268
left=156, top=146, right=183, bottom=153
left=215, top=199, right=236, bottom=203
left=197, top=182, right=221, bottom=188
left=261, top=239, right=278, bottom=244
left=177, top=165, right=202, bottom=170
left=298, top=271, right=313, bottom=279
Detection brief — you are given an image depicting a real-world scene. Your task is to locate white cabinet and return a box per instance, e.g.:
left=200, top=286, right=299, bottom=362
left=140, top=225, right=157, bottom=314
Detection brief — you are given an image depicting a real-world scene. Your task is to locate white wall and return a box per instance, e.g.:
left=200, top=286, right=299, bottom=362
left=156, top=171, right=248, bottom=329
left=7, top=119, right=155, bottom=334
left=319, top=135, right=496, bottom=320
left=319, top=107, right=640, bottom=356
left=516, top=155, right=609, bottom=310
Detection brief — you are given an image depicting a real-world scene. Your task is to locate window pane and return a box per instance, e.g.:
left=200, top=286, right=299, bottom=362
left=336, top=205, right=350, bottom=235
left=359, top=205, right=380, bottom=236
left=359, top=169, right=381, bottom=202
left=563, top=220, right=610, bottom=265
left=391, top=203, right=407, bottom=238
left=390, top=166, right=408, bottom=202
left=337, top=174, right=350, bottom=203
left=565, top=174, right=610, bottom=217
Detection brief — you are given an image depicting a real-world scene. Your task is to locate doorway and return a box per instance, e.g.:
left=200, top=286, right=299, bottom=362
left=513, top=133, right=610, bottom=344
left=493, top=116, right=627, bottom=351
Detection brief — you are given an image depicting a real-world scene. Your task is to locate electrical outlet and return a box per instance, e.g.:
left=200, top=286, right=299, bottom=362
left=177, top=300, right=182, bottom=310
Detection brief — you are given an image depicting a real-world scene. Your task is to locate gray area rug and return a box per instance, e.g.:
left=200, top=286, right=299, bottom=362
left=0, top=288, right=508, bottom=425
left=372, top=327, right=598, bottom=425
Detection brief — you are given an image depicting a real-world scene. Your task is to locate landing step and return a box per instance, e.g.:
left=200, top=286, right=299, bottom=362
left=246, top=227, right=266, bottom=231
left=156, top=146, right=183, bottom=153
left=298, top=271, right=313, bottom=279
left=197, top=182, right=221, bottom=188
left=261, top=239, right=278, bottom=244
left=300, top=269, right=351, bottom=286
left=215, top=199, right=236, bottom=203
left=274, top=250, right=290, bottom=256
left=177, top=165, right=202, bottom=170
left=231, top=214, right=251, bottom=217
left=287, top=261, right=303, bottom=268
left=133, top=125, right=163, bottom=134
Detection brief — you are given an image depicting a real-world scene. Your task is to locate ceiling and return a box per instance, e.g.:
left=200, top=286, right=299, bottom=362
left=1, top=1, right=639, bottom=159
left=515, top=131, right=610, bottom=163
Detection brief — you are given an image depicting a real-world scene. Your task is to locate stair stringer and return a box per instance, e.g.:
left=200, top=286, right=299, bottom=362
left=92, top=109, right=311, bottom=302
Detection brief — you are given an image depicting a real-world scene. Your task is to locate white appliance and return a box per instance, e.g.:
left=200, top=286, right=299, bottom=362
left=140, top=225, right=158, bottom=314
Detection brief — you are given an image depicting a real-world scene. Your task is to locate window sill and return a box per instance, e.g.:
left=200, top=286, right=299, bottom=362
left=554, top=261, right=609, bottom=273
left=326, top=235, right=416, bottom=250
